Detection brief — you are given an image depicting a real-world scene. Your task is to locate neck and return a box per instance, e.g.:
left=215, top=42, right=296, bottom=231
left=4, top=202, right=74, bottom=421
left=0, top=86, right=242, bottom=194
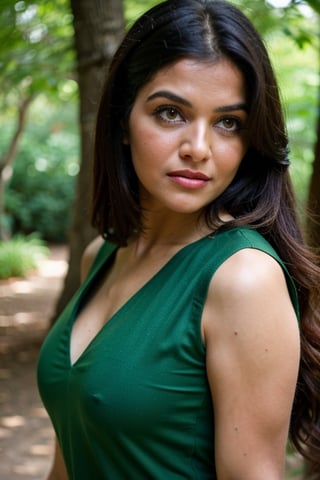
left=128, top=211, right=212, bottom=255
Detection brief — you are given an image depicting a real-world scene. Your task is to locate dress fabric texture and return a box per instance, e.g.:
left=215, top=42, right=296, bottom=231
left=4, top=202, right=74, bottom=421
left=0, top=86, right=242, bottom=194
left=37, top=227, right=299, bottom=480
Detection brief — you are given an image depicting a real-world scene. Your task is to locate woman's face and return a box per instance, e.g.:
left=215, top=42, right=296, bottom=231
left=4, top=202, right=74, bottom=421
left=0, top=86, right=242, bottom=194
left=126, top=58, right=248, bottom=217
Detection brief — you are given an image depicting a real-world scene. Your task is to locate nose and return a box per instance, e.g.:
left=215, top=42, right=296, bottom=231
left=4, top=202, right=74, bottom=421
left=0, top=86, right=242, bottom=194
left=179, top=121, right=212, bottom=163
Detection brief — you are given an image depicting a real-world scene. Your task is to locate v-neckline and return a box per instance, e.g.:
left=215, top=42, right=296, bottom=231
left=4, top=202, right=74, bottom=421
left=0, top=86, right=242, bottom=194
left=67, top=235, right=213, bottom=368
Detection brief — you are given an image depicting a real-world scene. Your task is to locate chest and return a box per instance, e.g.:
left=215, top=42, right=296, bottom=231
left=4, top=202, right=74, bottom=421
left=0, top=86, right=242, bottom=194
left=37, top=268, right=209, bottom=430
left=70, top=247, right=188, bottom=365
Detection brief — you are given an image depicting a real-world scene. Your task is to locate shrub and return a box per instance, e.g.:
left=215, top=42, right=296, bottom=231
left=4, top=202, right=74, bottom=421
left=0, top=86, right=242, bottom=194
left=6, top=172, right=75, bottom=242
left=2, top=100, right=79, bottom=243
left=0, top=235, right=49, bottom=279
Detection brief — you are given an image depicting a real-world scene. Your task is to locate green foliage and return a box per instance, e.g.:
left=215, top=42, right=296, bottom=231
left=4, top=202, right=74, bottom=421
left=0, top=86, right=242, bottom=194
left=0, top=0, right=74, bottom=104
left=0, top=234, right=49, bottom=279
left=124, top=0, right=159, bottom=25
left=2, top=97, right=79, bottom=242
left=268, top=31, right=318, bottom=201
left=286, top=442, right=305, bottom=478
left=279, top=2, right=318, bottom=48
left=230, top=0, right=319, bottom=204
left=6, top=173, right=75, bottom=243
left=308, top=0, right=320, bottom=14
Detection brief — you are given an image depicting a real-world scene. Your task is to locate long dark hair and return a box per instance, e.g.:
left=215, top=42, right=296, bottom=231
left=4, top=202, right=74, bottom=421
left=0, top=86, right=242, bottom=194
left=92, top=0, right=320, bottom=474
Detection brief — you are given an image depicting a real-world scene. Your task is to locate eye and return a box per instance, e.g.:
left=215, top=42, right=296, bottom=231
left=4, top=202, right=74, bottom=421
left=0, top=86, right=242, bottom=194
left=222, top=118, right=238, bottom=130
left=216, top=116, right=244, bottom=134
left=154, top=106, right=184, bottom=123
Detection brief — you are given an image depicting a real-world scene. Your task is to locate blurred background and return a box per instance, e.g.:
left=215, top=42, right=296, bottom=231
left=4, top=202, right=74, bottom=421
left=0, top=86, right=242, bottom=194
left=0, top=1, right=319, bottom=478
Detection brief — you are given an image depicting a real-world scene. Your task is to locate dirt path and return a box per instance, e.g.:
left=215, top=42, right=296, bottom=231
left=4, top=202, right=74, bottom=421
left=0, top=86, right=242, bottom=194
left=0, top=246, right=68, bottom=480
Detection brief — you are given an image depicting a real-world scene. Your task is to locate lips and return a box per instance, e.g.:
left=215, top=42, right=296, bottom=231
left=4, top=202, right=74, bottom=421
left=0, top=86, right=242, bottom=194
left=168, top=170, right=210, bottom=180
left=167, top=169, right=210, bottom=189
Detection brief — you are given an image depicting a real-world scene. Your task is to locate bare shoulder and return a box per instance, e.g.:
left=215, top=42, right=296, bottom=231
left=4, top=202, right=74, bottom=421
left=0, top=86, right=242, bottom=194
left=80, top=236, right=104, bottom=282
left=203, top=247, right=299, bottom=346
left=212, top=247, right=288, bottom=298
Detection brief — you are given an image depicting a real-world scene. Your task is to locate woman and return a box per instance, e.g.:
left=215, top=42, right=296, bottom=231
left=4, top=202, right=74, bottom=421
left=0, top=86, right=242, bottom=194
left=38, top=0, right=320, bottom=478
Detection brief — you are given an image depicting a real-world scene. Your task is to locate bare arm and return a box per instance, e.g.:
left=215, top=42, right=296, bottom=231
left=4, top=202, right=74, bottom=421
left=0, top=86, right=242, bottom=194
left=47, top=439, right=68, bottom=480
left=202, top=249, right=300, bottom=480
left=46, top=236, right=104, bottom=479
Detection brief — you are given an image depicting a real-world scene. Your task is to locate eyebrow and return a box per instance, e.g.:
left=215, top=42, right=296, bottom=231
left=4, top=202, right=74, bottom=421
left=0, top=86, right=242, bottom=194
left=146, top=90, right=248, bottom=113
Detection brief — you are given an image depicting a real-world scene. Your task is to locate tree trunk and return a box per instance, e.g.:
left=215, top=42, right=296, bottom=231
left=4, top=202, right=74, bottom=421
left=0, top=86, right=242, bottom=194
left=306, top=88, right=320, bottom=258
left=0, top=96, right=33, bottom=240
left=52, top=0, right=125, bottom=321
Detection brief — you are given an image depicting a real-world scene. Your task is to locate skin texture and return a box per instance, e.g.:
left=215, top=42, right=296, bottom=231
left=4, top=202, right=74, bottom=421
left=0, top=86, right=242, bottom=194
left=203, top=249, right=300, bottom=479
left=47, top=58, right=300, bottom=480
left=127, top=58, right=248, bottom=219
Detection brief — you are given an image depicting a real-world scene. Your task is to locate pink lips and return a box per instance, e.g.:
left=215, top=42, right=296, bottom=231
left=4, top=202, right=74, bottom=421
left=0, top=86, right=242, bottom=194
left=167, top=169, right=210, bottom=189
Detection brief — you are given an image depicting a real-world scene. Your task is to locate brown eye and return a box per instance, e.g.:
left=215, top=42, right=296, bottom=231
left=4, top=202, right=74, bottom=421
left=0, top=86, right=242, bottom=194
left=222, top=118, right=237, bottom=130
left=216, top=116, right=243, bottom=135
left=166, top=108, right=179, bottom=120
left=154, top=106, right=184, bottom=123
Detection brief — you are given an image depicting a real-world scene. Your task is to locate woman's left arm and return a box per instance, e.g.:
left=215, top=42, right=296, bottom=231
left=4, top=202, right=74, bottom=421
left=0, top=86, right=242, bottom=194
left=202, top=248, right=300, bottom=480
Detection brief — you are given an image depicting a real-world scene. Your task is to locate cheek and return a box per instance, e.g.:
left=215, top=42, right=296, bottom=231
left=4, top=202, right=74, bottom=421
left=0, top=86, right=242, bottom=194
left=129, top=123, right=157, bottom=152
left=130, top=138, right=154, bottom=167
left=129, top=127, right=173, bottom=172
left=130, top=134, right=159, bottom=179
left=215, top=141, right=246, bottom=174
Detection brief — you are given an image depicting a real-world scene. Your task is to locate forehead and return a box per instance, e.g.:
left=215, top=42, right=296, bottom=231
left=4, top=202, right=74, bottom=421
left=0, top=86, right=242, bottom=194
left=135, top=58, right=246, bottom=103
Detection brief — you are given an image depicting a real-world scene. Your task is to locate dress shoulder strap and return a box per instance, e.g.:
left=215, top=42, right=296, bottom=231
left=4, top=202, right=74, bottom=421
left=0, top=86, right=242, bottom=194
left=85, top=240, right=117, bottom=281
left=199, top=228, right=300, bottom=321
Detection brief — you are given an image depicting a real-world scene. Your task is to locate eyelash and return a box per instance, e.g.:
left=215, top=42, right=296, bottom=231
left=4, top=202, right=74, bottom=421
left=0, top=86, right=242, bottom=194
left=216, top=117, right=245, bottom=134
left=152, top=105, right=245, bottom=134
left=153, top=105, right=183, bottom=123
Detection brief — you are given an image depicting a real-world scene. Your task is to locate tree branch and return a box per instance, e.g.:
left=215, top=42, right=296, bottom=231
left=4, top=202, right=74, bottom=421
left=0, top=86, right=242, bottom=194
left=0, top=95, right=34, bottom=175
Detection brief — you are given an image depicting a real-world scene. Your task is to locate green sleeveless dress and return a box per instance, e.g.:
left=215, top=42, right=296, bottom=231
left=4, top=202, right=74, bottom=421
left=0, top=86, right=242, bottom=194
left=37, top=227, right=299, bottom=479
